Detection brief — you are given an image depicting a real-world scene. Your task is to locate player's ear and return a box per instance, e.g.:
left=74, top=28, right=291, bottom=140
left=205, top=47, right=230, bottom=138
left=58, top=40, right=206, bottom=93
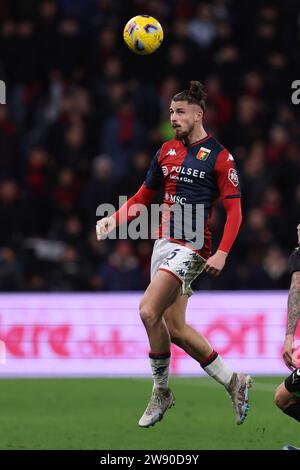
left=195, top=108, right=203, bottom=121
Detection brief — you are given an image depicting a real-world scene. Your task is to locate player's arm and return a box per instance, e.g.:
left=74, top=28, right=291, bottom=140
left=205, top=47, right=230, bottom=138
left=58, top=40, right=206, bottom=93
left=283, top=225, right=300, bottom=369
left=283, top=272, right=300, bottom=369
left=96, top=149, right=163, bottom=240
left=205, top=149, right=242, bottom=276
left=96, top=183, right=158, bottom=240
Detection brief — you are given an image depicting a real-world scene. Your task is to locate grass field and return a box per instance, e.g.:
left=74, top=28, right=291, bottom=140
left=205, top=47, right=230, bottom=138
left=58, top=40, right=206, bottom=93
left=0, top=376, right=298, bottom=450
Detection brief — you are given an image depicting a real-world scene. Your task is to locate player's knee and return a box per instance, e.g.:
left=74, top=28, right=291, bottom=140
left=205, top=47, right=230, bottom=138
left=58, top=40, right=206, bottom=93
left=274, top=385, right=289, bottom=410
left=274, top=388, right=284, bottom=409
left=139, top=302, right=160, bottom=328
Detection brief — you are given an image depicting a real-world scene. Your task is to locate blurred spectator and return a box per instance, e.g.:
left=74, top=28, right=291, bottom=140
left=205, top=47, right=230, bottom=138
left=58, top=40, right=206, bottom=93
left=205, top=74, right=232, bottom=135
left=266, top=125, right=289, bottom=166
left=97, top=240, right=145, bottom=290
left=84, top=228, right=108, bottom=290
left=100, top=100, right=146, bottom=178
left=0, top=247, right=23, bottom=290
left=52, top=167, right=82, bottom=214
left=242, top=70, right=264, bottom=100
left=82, top=154, right=117, bottom=226
left=61, top=123, right=90, bottom=173
left=187, top=4, right=216, bottom=48
left=95, top=25, right=119, bottom=69
left=25, top=147, right=53, bottom=235
left=136, top=240, right=153, bottom=287
left=224, top=95, right=265, bottom=149
left=119, top=150, right=151, bottom=195
left=0, top=20, right=18, bottom=83
left=36, top=1, right=59, bottom=79
left=261, top=186, right=286, bottom=246
left=158, top=76, right=180, bottom=140
left=0, top=105, right=20, bottom=180
left=54, top=244, right=88, bottom=290
left=241, top=141, right=269, bottom=211
left=238, top=208, right=273, bottom=256
left=0, top=180, right=32, bottom=246
left=15, top=21, right=38, bottom=83
left=164, top=43, right=191, bottom=84
left=262, top=245, right=290, bottom=289
left=57, top=18, right=83, bottom=79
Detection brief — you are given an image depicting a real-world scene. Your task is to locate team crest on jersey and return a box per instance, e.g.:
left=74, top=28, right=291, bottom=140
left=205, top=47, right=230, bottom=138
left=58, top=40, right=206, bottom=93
left=196, top=147, right=211, bottom=161
left=228, top=168, right=239, bottom=187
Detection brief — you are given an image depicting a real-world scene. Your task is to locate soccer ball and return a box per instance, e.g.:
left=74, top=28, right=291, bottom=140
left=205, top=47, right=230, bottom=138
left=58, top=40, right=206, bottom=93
left=123, top=15, right=163, bottom=55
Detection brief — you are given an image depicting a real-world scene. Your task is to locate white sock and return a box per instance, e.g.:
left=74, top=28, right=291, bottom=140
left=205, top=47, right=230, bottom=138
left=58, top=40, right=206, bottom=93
left=202, top=352, right=233, bottom=388
left=149, top=352, right=170, bottom=390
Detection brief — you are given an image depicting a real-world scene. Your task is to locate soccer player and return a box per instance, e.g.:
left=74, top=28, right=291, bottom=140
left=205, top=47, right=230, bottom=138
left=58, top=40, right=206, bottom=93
left=274, top=224, right=300, bottom=450
left=96, top=81, right=252, bottom=428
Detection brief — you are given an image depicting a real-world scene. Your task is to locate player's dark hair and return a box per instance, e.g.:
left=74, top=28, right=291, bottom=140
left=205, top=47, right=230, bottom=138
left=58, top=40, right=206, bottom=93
left=173, top=81, right=207, bottom=112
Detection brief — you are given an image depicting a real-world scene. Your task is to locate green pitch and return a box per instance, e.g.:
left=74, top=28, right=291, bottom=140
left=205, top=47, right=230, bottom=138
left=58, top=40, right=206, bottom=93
left=0, top=377, right=298, bottom=450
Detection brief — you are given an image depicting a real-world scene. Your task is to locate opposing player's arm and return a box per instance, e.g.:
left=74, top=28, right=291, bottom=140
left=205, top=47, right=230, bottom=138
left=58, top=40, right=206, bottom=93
left=286, top=272, right=300, bottom=336
left=283, top=228, right=300, bottom=369
left=283, top=272, right=300, bottom=369
left=96, top=149, right=163, bottom=240
left=205, top=149, right=242, bottom=276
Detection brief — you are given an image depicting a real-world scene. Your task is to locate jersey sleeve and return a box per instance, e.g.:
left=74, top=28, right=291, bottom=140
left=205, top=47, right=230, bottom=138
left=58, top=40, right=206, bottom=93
left=113, top=183, right=158, bottom=225
left=214, top=148, right=241, bottom=200
left=144, top=148, right=163, bottom=190
left=214, top=148, right=242, bottom=254
left=217, top=197, right=242, bottom=253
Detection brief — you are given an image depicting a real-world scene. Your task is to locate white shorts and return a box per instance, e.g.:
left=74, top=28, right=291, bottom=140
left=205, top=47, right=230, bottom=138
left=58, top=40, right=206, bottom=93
left=150, top=238, right=206, bottom=296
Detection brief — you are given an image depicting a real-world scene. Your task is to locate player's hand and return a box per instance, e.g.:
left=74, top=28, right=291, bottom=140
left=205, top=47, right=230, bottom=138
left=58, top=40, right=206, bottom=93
left=297, top=223, right=300, bottom=245
left=282, top=335, right=297, bottom=370
left=204, top=250, right=228, bottom=277
left=96, top=216, right=116, bottom=241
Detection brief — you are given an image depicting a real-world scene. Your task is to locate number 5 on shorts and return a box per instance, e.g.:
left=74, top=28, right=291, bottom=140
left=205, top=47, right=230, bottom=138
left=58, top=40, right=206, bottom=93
left=166, top=249, right=180, bottom=261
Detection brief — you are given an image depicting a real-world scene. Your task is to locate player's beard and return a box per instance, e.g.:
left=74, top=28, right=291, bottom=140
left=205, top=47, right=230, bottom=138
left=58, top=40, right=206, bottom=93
left=174, top=125, right=193, bottom=141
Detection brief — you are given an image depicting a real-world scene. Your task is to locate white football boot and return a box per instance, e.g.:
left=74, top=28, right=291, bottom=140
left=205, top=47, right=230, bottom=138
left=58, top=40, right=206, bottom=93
left=283, top=444, right=300, bottom=450
left=226, top=373, right=253, bottom=425
left=138, top=388, right=175, bottom=428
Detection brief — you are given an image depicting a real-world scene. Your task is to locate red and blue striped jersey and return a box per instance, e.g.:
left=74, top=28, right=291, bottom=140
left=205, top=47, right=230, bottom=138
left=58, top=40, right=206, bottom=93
left=144, top=134, right=241, bottom=259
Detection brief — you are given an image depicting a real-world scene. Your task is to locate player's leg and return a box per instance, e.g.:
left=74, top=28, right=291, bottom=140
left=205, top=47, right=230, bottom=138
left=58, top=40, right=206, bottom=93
left=275, top=372, right=300, bottom=421
left=164, top=291, right=252, bottom=425
left=275, top=376, right=300, bottom=450
left=138, top=269, right=181, bottom=427
left=139, top=269, right=181, bottom=353
left=164, top=292, right=213, bottom=362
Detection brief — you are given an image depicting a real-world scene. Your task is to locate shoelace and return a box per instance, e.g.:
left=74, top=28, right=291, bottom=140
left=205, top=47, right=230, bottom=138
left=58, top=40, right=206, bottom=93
left=229, top=378, right=246, bottom=412
left=238, top=383, right=246, bottom=403
left=237, top=383, right=247, bottom=415
left=145, top=391, right=163, bottom=415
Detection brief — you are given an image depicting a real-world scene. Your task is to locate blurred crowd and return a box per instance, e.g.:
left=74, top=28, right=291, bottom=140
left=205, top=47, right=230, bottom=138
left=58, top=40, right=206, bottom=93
left=0, top=0, right=299, bottom=291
